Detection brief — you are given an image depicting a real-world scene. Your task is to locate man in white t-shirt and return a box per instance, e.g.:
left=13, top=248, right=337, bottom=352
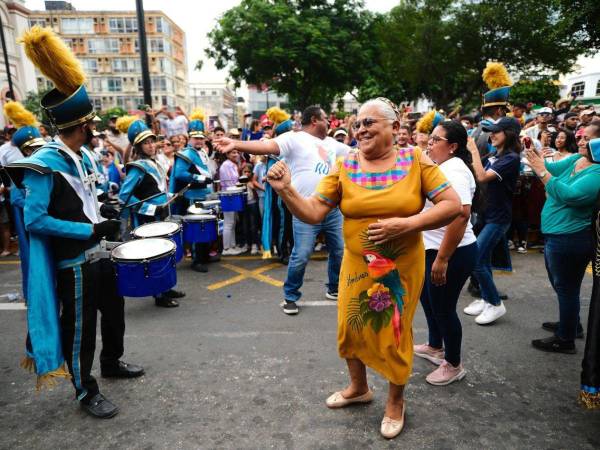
left=214, top=106, right=350, bottom=315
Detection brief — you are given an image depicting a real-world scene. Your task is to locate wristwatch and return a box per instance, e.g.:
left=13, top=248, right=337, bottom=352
left=538, top=170, right=548, bottom=178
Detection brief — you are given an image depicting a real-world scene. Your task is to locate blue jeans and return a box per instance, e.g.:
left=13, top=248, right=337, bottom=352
left=544, top=230, right=593, bottom=341
left=421, top=242, right=478, bottom=366
left=283, top=208, right=344, bottom=302
left=473, top=222, right=510, bottom=306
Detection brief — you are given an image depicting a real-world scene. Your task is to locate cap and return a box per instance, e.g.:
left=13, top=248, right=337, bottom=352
left=127, top=119, right=155, bottom=145
left=482, top=117, right=522, bottom=135
left=191, top=132, right=206, bottom=139
left=589, top=138, right=600, bottom=163
left=564, top=112, right=578, bottom=120
left=581, top=109, right=595, bottom=116
left=228, top=128, right=240, bottom=136
left=537, top=107, right=553, bottom=115
left=333, top=128, right=348, bottom=138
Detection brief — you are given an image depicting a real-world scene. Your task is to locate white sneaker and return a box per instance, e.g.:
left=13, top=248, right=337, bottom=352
left=222, top=248, right=235, bottom=256
left=517, top=244, right=527, bottom=254
left=236, top=244, right=248, bottom=253
left=230, top=246, right=245, bottom=255
left=250, top=244, right=259, bottom=255
left=463, top=299, right=486, bottom=316
left=475, top=302, right=506, bottom=325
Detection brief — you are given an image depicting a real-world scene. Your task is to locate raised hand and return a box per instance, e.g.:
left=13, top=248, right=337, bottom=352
left=212, top=137, right=236, bottom=154
left=266, top=160, right=292, bottom=192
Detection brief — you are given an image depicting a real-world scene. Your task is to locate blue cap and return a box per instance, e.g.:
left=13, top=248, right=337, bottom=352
left=127, top=120, right=155, bottom=145
left=589, top=138, right=600, bottom=164
left=483, top=86, right=511, bottom=108
left=482, top=117, right=521, bottom=135
left=275, top=119, right=293, bottom=136
left=188, top=119, right=205, bottom=137
left=41, top=85, right=95, bottom=130
left=432, top=112, right=444, bottom=130
left=12, top=126, right=45, bottom=151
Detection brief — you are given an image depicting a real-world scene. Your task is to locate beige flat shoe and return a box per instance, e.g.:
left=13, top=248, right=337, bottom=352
left=380, top=403, right=406, bottom=439
left=325, top=389, right=373, bottom=408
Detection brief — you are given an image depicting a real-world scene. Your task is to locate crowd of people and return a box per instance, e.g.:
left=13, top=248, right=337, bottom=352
left=1, top=26, right=599, bottom=439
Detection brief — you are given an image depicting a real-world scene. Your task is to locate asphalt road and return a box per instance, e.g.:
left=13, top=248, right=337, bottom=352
left=0, top=250, right=599, bottom=449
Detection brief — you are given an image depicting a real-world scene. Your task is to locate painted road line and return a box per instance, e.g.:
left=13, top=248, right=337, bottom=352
left=0, top=303, right=26, bottom=310
left=207, top=262, right=283, bottom=290
left=298, top=301, right=337, bottom=306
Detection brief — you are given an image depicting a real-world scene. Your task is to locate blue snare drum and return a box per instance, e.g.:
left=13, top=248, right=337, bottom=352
left=218, top=187, right=246, bottom=212
left=111, top=238, right=177, bottom=297
left=183, top=214, right=217, bottom=243
left=187, top=205, right=211, bottom=215
left=132, top=221, right=183, bottom=263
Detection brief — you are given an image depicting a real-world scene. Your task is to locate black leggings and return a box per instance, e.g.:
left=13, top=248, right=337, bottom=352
left=420, top=242, right=478, bottom=366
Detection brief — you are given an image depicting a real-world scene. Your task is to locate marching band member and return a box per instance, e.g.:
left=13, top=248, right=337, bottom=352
left=169, top=110, right=213, bottom=273
left=119, top=119, right=186, bottom=307
left=5, top=26, right=143, bottom=419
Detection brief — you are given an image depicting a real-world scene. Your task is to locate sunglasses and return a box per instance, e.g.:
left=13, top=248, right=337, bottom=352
left=351, top=117, right=394, bottom=131
left=428, top=135, right=448, bottom=143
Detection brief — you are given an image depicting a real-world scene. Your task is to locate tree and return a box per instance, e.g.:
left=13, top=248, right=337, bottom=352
left=509, top=78, right=561, bottom=106
left=23, top=88, right=51, bottom=124
left=205, top=0, right=375, bottom=110
left=558, top=1, right=600, bottom=50
left=362, top=0, right=589, bottom=110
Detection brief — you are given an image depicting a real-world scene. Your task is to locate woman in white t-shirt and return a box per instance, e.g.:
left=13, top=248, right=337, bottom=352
left=414, top=121, right=479, bottom=386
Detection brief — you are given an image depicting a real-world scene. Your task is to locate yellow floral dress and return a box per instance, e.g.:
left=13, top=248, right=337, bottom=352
left=315, top=146, right=450, bottom=385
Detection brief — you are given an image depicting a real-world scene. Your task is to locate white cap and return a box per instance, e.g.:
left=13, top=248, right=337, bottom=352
left=537, top=107, right=553, bottom=114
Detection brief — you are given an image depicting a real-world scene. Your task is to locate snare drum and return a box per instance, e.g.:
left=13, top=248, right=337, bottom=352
left=132, top=221, right=183, bottom=263
left=111, top=238, right=177, bottom=297
left=218, top=187, right=246, bottom=212
left=187, top=205, right=211, bottom=215
left=183, top=214, right=217, bottom=243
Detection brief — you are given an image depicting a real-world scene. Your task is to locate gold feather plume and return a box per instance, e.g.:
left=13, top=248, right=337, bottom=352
left=18, top=26, right=86, bottom=95
left=189, top=108, right=206, bottom=121
left=482, top=62, right=512, bottom=90
left=116, top=115, right=137, bottom=134
left=266, top=107, right=290, bottom=125
left=416, top=110, right=436, bottom=134
left=3, top=101, right=37, bottom=128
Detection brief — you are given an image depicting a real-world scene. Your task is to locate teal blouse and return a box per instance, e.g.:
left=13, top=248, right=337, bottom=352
left=541, top=154, right=600, bottom=235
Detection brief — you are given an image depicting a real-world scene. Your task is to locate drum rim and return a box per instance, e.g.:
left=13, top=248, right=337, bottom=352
left=186, top=206, right=212, bottom=215
left=132, top=221, right=181, bottom=239
left=182, top=214, right=217, bottom=222
left=218, top=191, right=245, bottom=196
left=111, top=237, right=176, bottom=262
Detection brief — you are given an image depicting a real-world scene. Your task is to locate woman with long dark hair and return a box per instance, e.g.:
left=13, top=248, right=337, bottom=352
left=464, top=117, right=522, bottom=325
left=415, top=120, right=479, bottom=385
left=547, top=129, right=578, bottom=162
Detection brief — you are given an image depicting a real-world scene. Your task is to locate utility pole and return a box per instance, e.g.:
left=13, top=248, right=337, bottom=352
left=136, top=0, right=152, bottom=110
left=0, top=13, right=14, bottom=100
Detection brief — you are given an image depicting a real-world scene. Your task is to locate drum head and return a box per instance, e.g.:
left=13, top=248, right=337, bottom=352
left=225, top=186, right=245, bottom=193
left=187, top=205, right=211, bottom=215
left=183, top=214, right=217, bottom=222
left=133, top=221, right=180, bottom=238
left=112, top=238, right=175, bottom=261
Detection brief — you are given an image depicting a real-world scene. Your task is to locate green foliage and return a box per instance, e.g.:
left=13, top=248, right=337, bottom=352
left=97, top=107, right=127, bottom=129
left=23, top=89, right=51, bottom=124
left=558, top=1, right=600, bottom=50
left=510, top=78, right=561, bottom=106
left=206, top=0, right=375, bottom=110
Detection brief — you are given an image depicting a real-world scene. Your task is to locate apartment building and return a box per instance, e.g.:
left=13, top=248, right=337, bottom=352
left=189, top=82, right=238, bottom=130
left=28, top=4, right=188, bottom=112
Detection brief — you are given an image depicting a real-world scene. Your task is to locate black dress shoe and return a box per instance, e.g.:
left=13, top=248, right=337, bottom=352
left=155, top=295, right=179, bottom=308
left=541, top=321, right=584, bottom=339
left=80, top=393, right=119, bottom=418
left=531, top=335, right=576, bottom=354
left=165, top=288, right=186, bottom=299
left=209, top=254, right=221, bottom=263
left=101, top=360, right=145, bottom=378
left=191, top=263, right=208, bottom=273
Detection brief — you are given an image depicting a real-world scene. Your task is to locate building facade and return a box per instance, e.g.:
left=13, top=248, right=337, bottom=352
left=28, top=5, right=188, bottom=112
left=189, top=82, right=237, bottom=130
left=247, top=85, right=289, bottom=118
left=0, top=0, right=38, bottom=127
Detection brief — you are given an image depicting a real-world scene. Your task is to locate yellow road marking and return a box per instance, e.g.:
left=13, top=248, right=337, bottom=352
left=207, top=262, right=283, bottom=290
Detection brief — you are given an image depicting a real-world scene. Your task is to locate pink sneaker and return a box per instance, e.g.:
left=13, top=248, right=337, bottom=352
left=425, top=361, right=466, bottom=386
left=413, top=343, right=444, bottom=365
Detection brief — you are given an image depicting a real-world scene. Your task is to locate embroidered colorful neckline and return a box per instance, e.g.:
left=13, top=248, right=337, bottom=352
left=344, top=146, right=414, bottom=190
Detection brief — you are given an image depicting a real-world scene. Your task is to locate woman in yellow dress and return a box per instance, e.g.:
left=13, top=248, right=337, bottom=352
left=267, top=98, right=461, bottom=439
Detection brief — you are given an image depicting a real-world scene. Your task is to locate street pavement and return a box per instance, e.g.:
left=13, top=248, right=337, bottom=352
left=1, top=250, right=599, bottom=449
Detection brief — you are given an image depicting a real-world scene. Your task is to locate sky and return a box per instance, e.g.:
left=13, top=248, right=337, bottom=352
left=23, top=0, right=400, bottom=85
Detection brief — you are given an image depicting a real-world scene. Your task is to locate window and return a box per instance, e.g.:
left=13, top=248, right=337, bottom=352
left=155, top=17, right=171, bottom=36
left=112, top=58, right=140, bottom=73
left=211, top=91, right=217, bottom=96
left=29, top=18, right=47, bottom=28
left=116, top=97, right=129, bottom=109
left=109, top=17, right=138, bottom=33
left=596, top=80, right=600, bottom=97
left=81, top=59, right=98, bottom=73
left=88, top=39, right=119, bottom=54
left=151, top=76, right=167, bottom=91
left=159, top=58, right=174, bottom=76
left=91, top=98, right=102, bottom=110
left=149, top=38, right=171, bottom=54
left=91, top=78, right=104, bottom=92
left=107, top=77, right=122, bottom=92
left=61, top=18, right=94, bottom=34
left=571, top=81, right=585, bottom=97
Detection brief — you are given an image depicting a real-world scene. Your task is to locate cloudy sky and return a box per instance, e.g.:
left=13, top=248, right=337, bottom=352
left=23, top=0, right=400, bottom=84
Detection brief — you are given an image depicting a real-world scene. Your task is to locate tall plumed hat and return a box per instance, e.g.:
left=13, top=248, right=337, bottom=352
left=3, top=101, right=45, bottom=151
left=127, top=119, right=155, bottom=145
left=188, top=109, right=206, bottom=136
left=482, top=62, right=513, bottom=108
left=19, top=26, right=94, bottom=130
left=416, top=110, right=444, bottom=134
left=266, top=107, right=293, bottom=136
